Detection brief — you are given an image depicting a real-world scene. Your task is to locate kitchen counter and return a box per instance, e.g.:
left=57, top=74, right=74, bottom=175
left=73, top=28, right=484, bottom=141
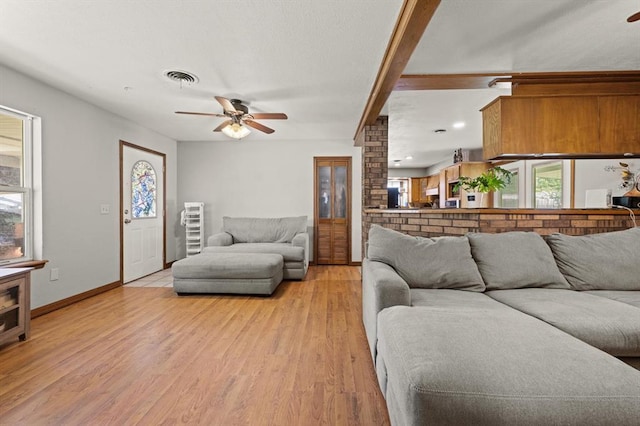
left=362, top=207, right=636, bottom=243
left=366, top=207, right=637, bottom=214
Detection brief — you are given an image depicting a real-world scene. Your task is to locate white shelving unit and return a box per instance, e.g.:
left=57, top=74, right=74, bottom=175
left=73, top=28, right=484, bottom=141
left=184, top=202, right=204, bottom=257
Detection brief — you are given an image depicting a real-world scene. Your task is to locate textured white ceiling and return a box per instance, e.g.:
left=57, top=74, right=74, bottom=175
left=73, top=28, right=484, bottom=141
left=0, top=0, right=403, bottom=142
left=388, top=88, right=511, bottom=169
left=0, top=0, right=638, bottom=161
left=406, top=0, right=640, bottom=74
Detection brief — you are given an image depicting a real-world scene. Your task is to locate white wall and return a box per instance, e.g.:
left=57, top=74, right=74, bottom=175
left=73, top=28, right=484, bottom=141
left=574, top=159, right=636, bottom=207
left=0, top=64, right=179, bottom=309
left=177, top=139, right=362, bottom=262
left=388, top=167, right=427, bottom=178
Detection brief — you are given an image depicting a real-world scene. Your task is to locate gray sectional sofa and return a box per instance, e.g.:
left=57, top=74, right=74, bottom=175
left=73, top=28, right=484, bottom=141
left=203, top=216, right=309, bottom=280
left=363, top=225, right=640, bottom=425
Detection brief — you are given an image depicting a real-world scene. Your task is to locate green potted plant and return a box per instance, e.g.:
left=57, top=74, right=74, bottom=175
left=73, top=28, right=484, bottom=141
left=453, top=166, right=513, bottom=207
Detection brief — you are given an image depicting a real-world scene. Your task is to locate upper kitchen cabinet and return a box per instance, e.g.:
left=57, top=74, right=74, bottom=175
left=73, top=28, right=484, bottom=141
left=598, top=95, right=640, bottom=153
left=482, top=94, right=640, bottom=160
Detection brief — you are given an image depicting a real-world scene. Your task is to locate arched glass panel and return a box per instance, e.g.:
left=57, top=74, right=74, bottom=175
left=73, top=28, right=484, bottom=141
left=131, top=160, right=157, bottom=218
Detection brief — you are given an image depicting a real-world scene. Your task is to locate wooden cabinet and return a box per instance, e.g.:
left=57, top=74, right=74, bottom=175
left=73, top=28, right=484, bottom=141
left=482, top=96, right=599, bottom=159
left=599, top=95, right=640, bottom=153
left=0, top=268, right=31, bottom=346
left=410, top=175, right=439, bottom=205
left=439, top=162, right=491, bottom=208
left=410, top=177, right=422, bottom=204
left=482, top=94, right=640, bottom=159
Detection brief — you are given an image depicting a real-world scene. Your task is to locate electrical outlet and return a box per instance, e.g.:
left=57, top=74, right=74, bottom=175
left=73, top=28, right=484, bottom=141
left=100, top=204, right=110, bottom=214
left=50, top=268, right=59, bottom=281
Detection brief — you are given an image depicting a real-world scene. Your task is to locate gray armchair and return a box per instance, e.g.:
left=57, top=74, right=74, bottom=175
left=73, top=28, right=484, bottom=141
left=203, top=216, right=309, bottom=280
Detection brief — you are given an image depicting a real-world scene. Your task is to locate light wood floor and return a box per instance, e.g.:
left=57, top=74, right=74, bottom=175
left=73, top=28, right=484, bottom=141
left=0, top=266, right=390, bottom=425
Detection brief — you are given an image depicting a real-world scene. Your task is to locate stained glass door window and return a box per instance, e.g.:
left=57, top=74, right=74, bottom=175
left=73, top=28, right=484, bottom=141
left=131, top=160, right=157, bottom=218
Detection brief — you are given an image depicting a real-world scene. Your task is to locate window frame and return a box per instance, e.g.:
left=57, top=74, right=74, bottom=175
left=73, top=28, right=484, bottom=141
left=0, top=106, right=34, bottom=264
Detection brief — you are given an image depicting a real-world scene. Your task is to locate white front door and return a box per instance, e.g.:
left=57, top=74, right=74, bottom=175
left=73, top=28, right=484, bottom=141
left=122, top=143, right=165, bottom=283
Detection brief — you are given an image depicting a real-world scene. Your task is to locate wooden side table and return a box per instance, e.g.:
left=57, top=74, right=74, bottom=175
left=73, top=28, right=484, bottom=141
left=0, top=267, right=32, bottom=345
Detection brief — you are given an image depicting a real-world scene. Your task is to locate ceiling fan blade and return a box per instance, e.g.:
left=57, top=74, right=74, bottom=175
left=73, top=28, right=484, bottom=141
left=244, top=119, right=275, bottom=134
left=249, top=113, right=288, bottom=120
left=176, top=111, right=226, bottom=117
left=213, top=119, right=233, bottom=132
left=628, top=11, right=640, bottom=22
left=215, top=96, right=237, bottom=113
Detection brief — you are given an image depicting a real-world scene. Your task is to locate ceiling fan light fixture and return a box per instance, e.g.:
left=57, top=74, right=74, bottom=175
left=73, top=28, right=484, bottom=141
left=222, top=122, right=251, bottom=139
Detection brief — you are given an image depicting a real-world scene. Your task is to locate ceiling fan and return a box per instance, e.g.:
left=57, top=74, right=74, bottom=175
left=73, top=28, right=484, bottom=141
left=176, top=96, right=288, bottom=139
left=628, top=11, right=640, bottom=22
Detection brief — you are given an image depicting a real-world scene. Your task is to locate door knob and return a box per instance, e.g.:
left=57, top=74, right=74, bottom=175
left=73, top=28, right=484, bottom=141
left=124, top=218, right=131, bottom=224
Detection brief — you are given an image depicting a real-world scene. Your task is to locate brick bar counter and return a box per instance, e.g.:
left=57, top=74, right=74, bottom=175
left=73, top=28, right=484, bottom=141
left=363, top=208, right=637, bottom=252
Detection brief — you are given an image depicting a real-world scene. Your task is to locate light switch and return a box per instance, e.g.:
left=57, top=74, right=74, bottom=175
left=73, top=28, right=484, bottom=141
left=100, top=204, right=110, bottom=214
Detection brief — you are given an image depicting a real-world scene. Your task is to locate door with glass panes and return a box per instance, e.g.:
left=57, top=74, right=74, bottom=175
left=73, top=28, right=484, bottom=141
left=314, top=157, right=351, bottom=265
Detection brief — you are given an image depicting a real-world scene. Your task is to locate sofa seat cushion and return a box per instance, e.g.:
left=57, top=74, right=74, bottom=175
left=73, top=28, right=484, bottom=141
left=586, top=290, right=640, bottom=309
left=377, top=305, right=640, bottom=426
left=487, top=289, right=640, bottom=357
left=203, top=243, right=304, bottom=262
left=367, top=225, right=485, bottom=291
left=410, top=288, right=513, bottom=312
left=467, top=231, right=569, bottom=290
left=546, top=228, right=640, bottom=290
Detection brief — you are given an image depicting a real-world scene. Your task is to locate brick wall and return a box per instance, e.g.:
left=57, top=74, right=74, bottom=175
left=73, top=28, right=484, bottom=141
left=362, top=116, right=388, bottom=209
left=362, top=116, right=388, bottom=258
left=363, top=209, right=636, bottom=248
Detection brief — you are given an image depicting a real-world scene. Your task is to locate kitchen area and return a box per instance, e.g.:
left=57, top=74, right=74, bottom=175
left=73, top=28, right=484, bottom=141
left=363, top=76, right=640, bottom=241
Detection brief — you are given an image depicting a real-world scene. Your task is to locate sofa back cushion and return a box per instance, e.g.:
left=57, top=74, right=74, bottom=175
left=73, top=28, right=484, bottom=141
left=467, top=231, right=570, bottom=290
left=367, top=225, right=485, bottom=292
left=546, top=227, right=640, bottom=291
left=223, top=216, right=307, bottom=243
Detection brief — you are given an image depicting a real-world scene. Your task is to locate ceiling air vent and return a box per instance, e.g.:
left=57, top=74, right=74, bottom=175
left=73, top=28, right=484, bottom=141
left=163, top=70, right=199, bottom=86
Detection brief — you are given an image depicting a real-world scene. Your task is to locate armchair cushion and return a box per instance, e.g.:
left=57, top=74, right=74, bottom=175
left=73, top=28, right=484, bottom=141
left=222, top=216, right=307, bottom=243
left=207, top=232, right=233, bottom=247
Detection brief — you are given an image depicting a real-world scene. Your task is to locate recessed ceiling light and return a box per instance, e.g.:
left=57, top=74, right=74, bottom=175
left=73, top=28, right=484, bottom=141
left=405, top=156, right=413, bottom=160
left=394, top=163, right=401, bottom=167
left=453, top=122, right=465, bottom=129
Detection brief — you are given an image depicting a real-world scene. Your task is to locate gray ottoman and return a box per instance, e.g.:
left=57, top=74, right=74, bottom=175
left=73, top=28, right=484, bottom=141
left=172, top=253, right=283, bottom=295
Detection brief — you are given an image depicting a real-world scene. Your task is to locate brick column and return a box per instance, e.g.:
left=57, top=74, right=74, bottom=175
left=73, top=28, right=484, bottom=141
left=362, top=116, right=388, bottom=256
left=362, top=116, right=388, bottom=209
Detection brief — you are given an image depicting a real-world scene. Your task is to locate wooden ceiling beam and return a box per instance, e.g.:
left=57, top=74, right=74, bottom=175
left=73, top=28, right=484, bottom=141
left=393, top=71, right=640, bottom=91
left=353, top=0, right=441, bottom=145
left=394, top=73, right=510, bottom=90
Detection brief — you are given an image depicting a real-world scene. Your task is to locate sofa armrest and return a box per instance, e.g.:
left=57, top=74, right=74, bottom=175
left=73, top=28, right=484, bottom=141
left=207, top=232, right=233, bottom=246
left=292, top=232, right=309, bottom=266
left=362, top=258, right=411, bottom=364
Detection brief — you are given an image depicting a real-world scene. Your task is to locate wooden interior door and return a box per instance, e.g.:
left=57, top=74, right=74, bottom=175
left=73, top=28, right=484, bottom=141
left=314, top=157, right=351, bottom=265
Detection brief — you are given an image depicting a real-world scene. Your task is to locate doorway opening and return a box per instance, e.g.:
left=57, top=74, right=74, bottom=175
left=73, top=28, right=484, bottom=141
left=314, top=157, right=351, bottom=265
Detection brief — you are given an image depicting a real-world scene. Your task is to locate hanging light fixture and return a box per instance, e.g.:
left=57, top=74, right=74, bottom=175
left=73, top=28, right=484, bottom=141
left=221, top=118, right=251, bottom=139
